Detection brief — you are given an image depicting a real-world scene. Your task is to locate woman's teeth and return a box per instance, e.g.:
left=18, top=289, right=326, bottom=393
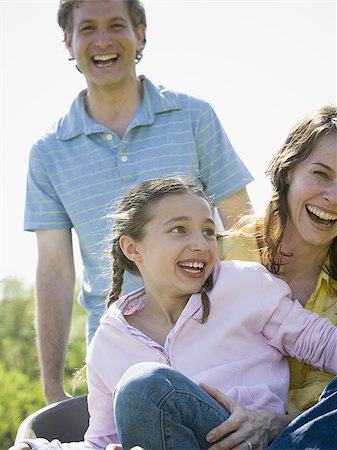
left=306, top=205, right=337, bottom=221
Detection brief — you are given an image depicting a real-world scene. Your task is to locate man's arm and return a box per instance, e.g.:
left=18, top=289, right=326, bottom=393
left=35, top=229, right=76, bottom=404
left=216, top=187, right=254, bottom=229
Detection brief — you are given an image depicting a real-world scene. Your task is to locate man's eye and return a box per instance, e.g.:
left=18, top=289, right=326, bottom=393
left=111, top=23, right=124, bottom=30
left=80, top=26, right=94, bottom=32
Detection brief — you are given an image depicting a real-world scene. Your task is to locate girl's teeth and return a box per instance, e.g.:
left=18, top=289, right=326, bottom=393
left=181, top=262, right=204, bottom=268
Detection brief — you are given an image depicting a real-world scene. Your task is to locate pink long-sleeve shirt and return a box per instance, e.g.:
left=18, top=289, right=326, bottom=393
left=24, top=260, right=337, bottom=450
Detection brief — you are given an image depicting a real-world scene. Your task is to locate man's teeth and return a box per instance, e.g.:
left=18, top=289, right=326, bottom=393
left=93, top=54, right=118, bottom=62
left=307, top=205, right=337, bottom=221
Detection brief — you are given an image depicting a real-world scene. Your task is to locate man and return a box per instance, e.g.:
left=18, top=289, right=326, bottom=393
left=24, top=0, right=254, bottom=404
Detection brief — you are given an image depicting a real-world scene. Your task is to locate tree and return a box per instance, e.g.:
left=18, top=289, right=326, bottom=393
left=0, top=278, right=87, bottom=449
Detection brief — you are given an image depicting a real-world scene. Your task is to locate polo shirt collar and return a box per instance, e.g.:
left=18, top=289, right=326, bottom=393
left=56, top=76, right=182, bottom=141
left=133, top=75, right=182, bottom=126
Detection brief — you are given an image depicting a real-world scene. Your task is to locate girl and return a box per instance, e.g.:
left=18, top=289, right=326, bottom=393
left=14, top=177, right=337, bottom=450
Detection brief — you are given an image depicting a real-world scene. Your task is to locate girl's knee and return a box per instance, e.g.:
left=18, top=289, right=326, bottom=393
left=115, top=363, right=169, bottom=398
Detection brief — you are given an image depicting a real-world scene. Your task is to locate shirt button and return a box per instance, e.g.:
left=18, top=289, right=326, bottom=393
left=121, top=155, right=128, bottom=162
left=106, top=134, right=113, bottom=141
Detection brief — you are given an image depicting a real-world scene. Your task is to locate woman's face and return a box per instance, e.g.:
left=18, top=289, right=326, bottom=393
left=286, top=133, right=337, bottom=249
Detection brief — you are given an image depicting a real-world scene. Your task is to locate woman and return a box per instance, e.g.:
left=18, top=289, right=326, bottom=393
left=218, top=104, right=337, bottom=414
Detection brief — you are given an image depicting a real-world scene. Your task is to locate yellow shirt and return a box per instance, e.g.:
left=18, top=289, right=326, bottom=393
left=218, top=226, right=337, bottom=413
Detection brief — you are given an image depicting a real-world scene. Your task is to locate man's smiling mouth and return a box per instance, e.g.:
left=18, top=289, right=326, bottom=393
left=92, top=53, right=118, bottom=67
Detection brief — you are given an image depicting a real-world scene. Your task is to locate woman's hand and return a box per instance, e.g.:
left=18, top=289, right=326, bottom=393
left=200, top=383, right=295, bottom=450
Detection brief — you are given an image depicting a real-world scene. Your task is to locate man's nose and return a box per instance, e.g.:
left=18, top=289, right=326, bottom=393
left=95, top=28, right=113, bottom=47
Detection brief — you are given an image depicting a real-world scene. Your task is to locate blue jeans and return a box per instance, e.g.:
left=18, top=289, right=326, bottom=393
left=269, top=375, right=337, bottom=450
left=114, top=362, right=337, bottom=450
left=114, top=362, right=230, bottom=450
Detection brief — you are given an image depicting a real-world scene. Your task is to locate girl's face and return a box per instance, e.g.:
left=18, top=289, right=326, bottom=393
left=130, top=193, right=218, bottom=303
left=285, top=133, right=337, bottom=249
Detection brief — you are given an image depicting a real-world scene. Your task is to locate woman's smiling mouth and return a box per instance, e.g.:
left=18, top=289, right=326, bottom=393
left=306, top=204, right=337, bottom=229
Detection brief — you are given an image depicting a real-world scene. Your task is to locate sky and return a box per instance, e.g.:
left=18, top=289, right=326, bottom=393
left=1, top=1, right=336, bottom=287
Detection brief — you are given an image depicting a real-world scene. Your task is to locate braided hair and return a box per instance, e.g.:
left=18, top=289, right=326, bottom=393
left=106, top=176, right=215, bottom=323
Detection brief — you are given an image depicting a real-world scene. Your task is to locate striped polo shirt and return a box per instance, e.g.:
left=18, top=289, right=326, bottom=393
left=24, top=76, right=253, bottom=317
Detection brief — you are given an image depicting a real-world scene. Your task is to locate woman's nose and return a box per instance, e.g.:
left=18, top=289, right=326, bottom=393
left=323, top=181, right=337, bottom=204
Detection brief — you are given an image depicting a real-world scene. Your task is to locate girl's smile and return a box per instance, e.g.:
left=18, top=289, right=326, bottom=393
left=127, top=192, right=217, bottom=304
left=178, top=260, right=207, bottom=278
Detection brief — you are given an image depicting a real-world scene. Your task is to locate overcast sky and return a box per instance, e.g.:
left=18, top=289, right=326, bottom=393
left=1, top=1, right=336, bottom=285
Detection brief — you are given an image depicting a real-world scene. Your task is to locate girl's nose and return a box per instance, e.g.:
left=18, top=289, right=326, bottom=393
left=189, top=233, right=209, bottom=252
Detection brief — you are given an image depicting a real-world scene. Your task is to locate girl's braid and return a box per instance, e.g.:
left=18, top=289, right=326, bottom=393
left=107, top=242, right=125, bottom=308
left=199, top=275, right=213, bottom=323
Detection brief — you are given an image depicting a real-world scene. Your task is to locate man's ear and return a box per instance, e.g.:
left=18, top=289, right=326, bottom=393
left=136, top=24, right=146, bottom=52
left=119, top=235, right=141, bottom=262
left=64, top=32, right=74, bottom=58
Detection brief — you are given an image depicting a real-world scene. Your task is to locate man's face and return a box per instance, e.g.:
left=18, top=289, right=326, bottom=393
left=65, top=0, right=145, bottom=90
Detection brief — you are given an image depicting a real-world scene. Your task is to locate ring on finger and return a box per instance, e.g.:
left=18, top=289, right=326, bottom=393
left=243, top=440, right=253, bottom=450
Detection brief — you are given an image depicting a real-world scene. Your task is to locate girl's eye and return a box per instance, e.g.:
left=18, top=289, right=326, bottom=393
left=171, top=226, right=185, bottom=234
left=203, top=228, right=215, bottom=237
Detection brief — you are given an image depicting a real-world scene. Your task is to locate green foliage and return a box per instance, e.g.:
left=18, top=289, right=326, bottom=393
left=0, top=362, right=44, bottom=448
left=0, top=278, right=87, bottom=450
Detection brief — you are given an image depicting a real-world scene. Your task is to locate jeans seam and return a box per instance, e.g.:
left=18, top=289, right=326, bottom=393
left=160, top=410, right=168, bottom=450
left=158, top=388, right=227, bottom=418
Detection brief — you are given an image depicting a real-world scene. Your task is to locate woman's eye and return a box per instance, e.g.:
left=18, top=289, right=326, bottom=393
left=313, top=170, right=329, bottom=180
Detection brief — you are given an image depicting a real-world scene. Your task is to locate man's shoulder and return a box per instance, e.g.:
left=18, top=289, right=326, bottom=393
left=143, top=76, right=211, bottom=111
left=31, top=121, right=60, bottom=149
left=32, top=91, right=86, bottom=149
left=159, top=84, right=211, bottom=109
